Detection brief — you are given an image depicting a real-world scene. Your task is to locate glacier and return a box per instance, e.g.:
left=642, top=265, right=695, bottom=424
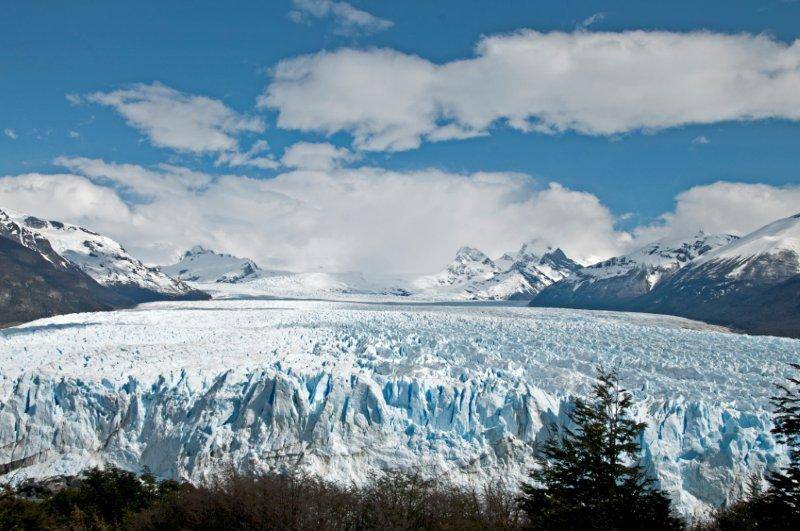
left=0, top=299, right=797, bottom=519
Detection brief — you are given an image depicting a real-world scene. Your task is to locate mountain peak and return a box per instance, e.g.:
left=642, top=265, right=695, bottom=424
left=164, top=246, right=261, bottom=283
left=185, top=245, right=212, bottom=257
left=454, top=246, right=490, bottom=261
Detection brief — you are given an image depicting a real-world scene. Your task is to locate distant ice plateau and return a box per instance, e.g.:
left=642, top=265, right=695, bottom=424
left=1, top=298, right=797, bottom=519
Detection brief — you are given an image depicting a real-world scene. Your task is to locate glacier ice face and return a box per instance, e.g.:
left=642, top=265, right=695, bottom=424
left=0, top=300, right=797, bottom=518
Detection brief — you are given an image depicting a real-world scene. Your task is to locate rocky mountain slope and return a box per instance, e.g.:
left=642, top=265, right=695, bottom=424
left=533, top=216, right=800, bottom=337
left=1, top=208, right=207, bottom=303
left=0, top=236, right=127, bottom=326
left=414, top=243, right=581, bottom=300
left=531, top=232, right=737, bottom=311
left=644, top=214, right=800, bottom=336
left=162, top=246, right=261, bottom=283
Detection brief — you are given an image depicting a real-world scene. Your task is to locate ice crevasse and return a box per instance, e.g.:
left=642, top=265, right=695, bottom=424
left=0, top=300, right=795, bottom=519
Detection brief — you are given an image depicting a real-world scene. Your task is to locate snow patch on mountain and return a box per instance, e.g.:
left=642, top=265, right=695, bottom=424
left=0, top=208, right=75, bottom=271
left=162, top=246, right=261, bottom=283
left=0, top=207, right=203, bottom=301
left=415, top=246, right=499, bottom=288
left=414, top=243, right=581, bottom=300
left=564, top=232, right=738, bottom=290
left=692, top=213, right=800, bottom=278
left=0, top=300, right=795, bottom=519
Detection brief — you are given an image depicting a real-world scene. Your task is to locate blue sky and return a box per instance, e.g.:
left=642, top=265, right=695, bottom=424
left=1, top=1, right=800, bottom=273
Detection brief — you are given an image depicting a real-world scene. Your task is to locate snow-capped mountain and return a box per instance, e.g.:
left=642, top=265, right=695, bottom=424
left=416, top=246, right=500, bottom=288
left=645, top=214, right=800, bottom=336
left=0, top=234, right=127, bottom=326
left=0, top=208, right=208, bottom=303
left=415, top=243, right=581, bottom=300
left=532, top=232, right=738, bottom=310
left=533, top=216, right=800, bottom=337
left=0, top=209, right=75, bottom=271
left=162, top=246, right=261, bottom=283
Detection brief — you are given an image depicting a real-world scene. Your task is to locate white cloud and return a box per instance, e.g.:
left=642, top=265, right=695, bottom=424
left=634, top=181, right=800, bottom=243
left=0, top=159, right=628, bottom=273
left=0, top=172, right=133, bottom=226
left=281, top=141, right=354, bottom=170
left=4, top=159, right=798, bottom=272
left=68, top=130, right=80, bottom=138
left=85, top=82, right=264, bottom=153
left=692, top=135, right=710, bottom=145
left=54, top=156, right=212, bottom=201
left=215, top=140, right=280, bottom=170
left=3, top=129, right=17, bottom=140
left=289, top=0, right=392, bottom=35
left=262, top=30, right=800, bottom=151
left=578, top=13, right=606, bottom=30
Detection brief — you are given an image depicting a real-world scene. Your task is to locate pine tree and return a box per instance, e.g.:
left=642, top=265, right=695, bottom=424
left=519, top=366, right=682, bottom=530
left=766, top=362, right=800, bottom=518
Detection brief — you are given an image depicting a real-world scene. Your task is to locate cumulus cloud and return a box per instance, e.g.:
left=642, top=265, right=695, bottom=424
left=634, top=181, right=800, bottom=243
left=3, top=129, right=17, bottom=140
left=692, top=135, right=710, bottom=145
left=289, top=0, right=393, bottom=35
left=84, top=82, right=264, bottom=153
left=281, top=141, right=354, bottom=170
left=214, top=140, right=279, bottom=170
left=54, top=156, right=213, bottom=200
left=262, top=30, right=800, bottom=151
left=0, top=172, right=133, bottom=226
left=0, top=159, right=628, bottom=273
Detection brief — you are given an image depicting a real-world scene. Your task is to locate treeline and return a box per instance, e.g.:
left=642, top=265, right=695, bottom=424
left=1, top=365, right=799, bottom=530
left=1, top=467, right=522, bottom=530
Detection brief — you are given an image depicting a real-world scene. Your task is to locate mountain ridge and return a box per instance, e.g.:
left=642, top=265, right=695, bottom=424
left=532, top=216, right=800, bottom=337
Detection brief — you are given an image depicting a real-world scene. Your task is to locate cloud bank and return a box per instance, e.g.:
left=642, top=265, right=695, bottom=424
left=2, top=157, right=796, bottom=275
left=0, top=159, right=628, bottom=273
left=262, top=30, right=800, bottom=151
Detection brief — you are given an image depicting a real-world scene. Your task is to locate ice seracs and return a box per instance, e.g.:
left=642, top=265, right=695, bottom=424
left=162, top=246, right=261, bottom=283
left=0, top=299, right=795, bottom=519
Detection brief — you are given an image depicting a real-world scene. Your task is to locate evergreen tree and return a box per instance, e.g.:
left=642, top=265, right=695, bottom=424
left=519, top=366, right=682, bottom=530
left=699, top=365, right=800, bottom=530
left=765, top=362, right=800, bottom=520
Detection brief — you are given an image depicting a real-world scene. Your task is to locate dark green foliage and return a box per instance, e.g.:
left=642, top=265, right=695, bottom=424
left=766, top=363, right=800, bottom=513
left=0, top=466, right=187, bottom=530
left=0, top=466, right=523, bottom=530
left=0, top=486, right=57, bottom=529
left=519, top=366, right=682, bottom=530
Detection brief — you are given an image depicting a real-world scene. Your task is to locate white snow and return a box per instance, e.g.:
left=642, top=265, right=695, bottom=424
left=0, top=298, right=796, bottom=519
left=161, top=246, right=261, bottom=283
left=563, top=232, right=738, bottom=288
left=413, top=243, right=580, bottom=300
left=2, top=209, right=194, bottom=296
left=696, top=213, right=800, bottom=265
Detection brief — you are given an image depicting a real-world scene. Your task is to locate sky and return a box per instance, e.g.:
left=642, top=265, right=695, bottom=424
left=1, top=0, right=800, bottom=274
